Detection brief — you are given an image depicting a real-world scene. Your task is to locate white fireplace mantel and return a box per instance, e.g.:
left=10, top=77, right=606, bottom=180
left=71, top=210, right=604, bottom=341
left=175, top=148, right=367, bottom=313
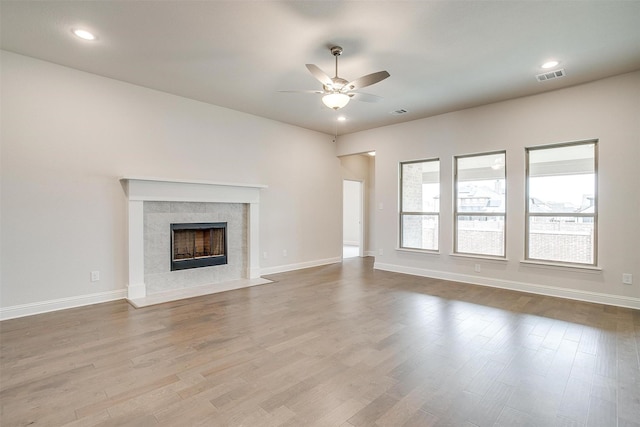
left=121, top=177, right=267, bottom=301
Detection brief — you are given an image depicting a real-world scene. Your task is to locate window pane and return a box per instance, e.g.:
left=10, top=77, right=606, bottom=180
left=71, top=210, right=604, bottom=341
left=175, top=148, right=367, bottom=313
left=528, top=217, right=594, bottom=264
left=402, top=161, right=440, bottom=212
left=526, top=141, right=597, bottom=265
left=457, top=179, right=505, bottom=213
left=454, top=152, right=506, bottom=257
left=402, top=214, right=439, bottom=250
left=457, top=152, right=505, bottom=181
left=456, top=153, right=505, bottom=214
left=529, top=174, right=595, bottom=213
left=400, top=159, right=440, bottom=252
left=456, top=215, right=505, bottom=256
left=529, top=143, right=595, bottom=177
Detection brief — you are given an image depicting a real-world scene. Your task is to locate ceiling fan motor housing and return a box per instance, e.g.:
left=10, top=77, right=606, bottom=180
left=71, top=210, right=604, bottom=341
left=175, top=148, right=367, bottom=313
left=324, top=77, right=348, bottom=92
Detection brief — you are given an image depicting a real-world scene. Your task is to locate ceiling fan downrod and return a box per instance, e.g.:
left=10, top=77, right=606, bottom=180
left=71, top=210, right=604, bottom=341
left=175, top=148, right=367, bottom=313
left=331, top=46, right=342, bottom=78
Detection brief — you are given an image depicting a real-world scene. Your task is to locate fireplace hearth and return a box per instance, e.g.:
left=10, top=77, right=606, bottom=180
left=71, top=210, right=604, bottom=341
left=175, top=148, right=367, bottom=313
left=171, top=222, right=227, bottom=271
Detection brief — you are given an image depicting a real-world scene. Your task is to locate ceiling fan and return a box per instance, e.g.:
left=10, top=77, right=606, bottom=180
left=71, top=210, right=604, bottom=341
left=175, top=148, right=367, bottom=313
left=281, top=46, right=390, bottom=110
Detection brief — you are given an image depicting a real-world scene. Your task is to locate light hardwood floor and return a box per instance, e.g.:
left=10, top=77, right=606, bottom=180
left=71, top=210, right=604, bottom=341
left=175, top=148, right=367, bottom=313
left=1, top=257, right=639, bottom=426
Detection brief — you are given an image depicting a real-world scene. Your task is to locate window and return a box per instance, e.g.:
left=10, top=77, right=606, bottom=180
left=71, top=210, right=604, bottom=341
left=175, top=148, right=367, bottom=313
left=454, top=151, right=506, bottom=257
left=526, top=140, right=597, bottom=265
left=400, top=159, right=440, bottom=251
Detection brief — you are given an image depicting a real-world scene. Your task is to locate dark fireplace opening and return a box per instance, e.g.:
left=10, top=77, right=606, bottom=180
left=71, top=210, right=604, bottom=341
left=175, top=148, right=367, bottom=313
left=171, top=222, right=227, bottom=271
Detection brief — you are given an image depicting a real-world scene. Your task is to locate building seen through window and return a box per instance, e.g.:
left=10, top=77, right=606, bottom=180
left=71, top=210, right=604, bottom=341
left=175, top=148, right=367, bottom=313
left=454, top=151, right=506, bottom=257
left=526, top=141, right=597, bottom=265
left=400, top=159, right=440, bottom=251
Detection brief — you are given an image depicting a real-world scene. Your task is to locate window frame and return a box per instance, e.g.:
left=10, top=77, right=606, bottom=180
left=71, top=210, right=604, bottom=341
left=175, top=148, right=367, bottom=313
left=399, top=158, right=440, bottom=252
left=453, top=150, right=507, bottom=258
left=525, top=139, right=598, bottom=266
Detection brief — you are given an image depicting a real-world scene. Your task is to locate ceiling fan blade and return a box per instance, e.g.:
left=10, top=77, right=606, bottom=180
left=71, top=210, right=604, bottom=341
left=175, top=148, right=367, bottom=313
left=305, top=64, right=334, bottom=86
left=342, top=70, right=390, bottom=92
left=347, top=92, right=383, bottom=103
left=278, top=89, right=324, bottom=94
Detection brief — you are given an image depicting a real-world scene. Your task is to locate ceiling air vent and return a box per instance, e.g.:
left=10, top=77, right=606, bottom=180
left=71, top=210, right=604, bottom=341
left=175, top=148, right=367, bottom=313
left=391, top=109, right=408, bottom=115
left=536, top=68, right=566, bottom=82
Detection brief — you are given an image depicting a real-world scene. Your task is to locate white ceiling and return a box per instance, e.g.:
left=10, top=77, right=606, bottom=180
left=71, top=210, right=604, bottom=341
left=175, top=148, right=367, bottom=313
left=2, top=1, right=640, bottom=136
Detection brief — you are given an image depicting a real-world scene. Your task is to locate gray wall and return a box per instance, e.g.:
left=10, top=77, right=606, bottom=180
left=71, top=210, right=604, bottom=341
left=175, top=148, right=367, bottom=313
left=1, top=51, right=342, bottom=311
left=337, top=71, right=640, bottom=307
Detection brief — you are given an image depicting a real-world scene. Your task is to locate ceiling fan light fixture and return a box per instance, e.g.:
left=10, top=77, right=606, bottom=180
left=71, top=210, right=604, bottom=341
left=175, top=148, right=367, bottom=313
left=322, top=93, right=350, bottom=110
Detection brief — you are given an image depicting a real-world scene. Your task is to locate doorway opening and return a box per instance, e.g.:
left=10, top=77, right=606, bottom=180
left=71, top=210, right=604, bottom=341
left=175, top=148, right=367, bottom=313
left=343, top=179, right=363, bottom=258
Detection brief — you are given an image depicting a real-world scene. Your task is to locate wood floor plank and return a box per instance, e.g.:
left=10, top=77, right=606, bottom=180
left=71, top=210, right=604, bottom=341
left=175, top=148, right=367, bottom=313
left=346, top=392, right=399, bottom=426
left=1, top=257, right=638, bottom=426
left=465, top=380, right=515, bottom=426
left=586, top=394, right=617, bottom=427
left=400, top=409, right=439, bottom=427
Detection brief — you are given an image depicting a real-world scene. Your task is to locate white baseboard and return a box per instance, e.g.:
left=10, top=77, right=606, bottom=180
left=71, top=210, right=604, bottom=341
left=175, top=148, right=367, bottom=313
left=374, top=262, right=640, bottom=310
left=1, top=257, right=343, bottom=319
left=0, top=289, right=128, bottom=321
left=9, top=260, right=632, bottom=320
left=261, top=257, right=342, bottom=276
left=364, top=251, right=376, bottom=257
left=128, top=278, right=273, bottom=308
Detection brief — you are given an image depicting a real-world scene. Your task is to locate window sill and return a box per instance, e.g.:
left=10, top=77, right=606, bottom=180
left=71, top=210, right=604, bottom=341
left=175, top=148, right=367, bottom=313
left=449, top=253, right=508, bottom=262
left=396, top=247, right=440, bottom=255
left=520, top=260, right=602, bottom=273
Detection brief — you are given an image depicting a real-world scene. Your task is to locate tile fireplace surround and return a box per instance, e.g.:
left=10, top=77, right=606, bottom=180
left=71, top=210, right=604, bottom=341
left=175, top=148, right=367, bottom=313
left=121, top=177, right=268, bottom=307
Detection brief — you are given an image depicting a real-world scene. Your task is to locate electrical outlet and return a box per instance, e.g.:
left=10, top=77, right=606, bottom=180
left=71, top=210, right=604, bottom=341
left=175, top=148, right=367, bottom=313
left=263, top=251, right=268, bottom=259
left=283, top=249, right=287, bottom=257
left=378, top=248, right=384, bottom=255
left=90, top=271, right=100, bottom=282
left=622, top=273, right=633, bottom=285
left=474, top=264, right=481, bottom=273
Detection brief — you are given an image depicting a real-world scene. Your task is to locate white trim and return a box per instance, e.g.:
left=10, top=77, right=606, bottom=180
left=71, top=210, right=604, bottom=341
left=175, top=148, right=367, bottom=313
left=128, top=200, right=145, bottom=298
left=357, top=180, right=365, bottom=258
left=247, top=203, right=261, bottom=279
left=120, top=176, right=267, bottom=189
left=520, top=259, right=602, bottom=272
left=127, top=278, right=273, bottom=308
left=127, top=283, right=146, bottom=300
left=374, top=262, right=640, bottom=310
left=120, top=177, right=266, bottom=298
left=261, top=257, right=341, bottom=276
left=449, top=253, right=508, bottom=262
left=121, top=178, right=264, bottom=204
left=0, top=289, right=127, bottom=321
left=396, top=247, right=441, bottom=255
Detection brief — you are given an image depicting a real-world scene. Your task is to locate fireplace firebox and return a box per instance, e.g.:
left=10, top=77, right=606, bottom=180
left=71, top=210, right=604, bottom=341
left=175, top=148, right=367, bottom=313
left=170, top=222, right=227, bottom=271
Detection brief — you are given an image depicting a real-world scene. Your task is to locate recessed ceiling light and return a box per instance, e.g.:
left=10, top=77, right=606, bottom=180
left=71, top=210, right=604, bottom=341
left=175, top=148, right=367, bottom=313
left=337, top=116, right=346, bottom=122
left=541, top=60, right=559, bottom=69
left=72, top=29, right=96, bottom=41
